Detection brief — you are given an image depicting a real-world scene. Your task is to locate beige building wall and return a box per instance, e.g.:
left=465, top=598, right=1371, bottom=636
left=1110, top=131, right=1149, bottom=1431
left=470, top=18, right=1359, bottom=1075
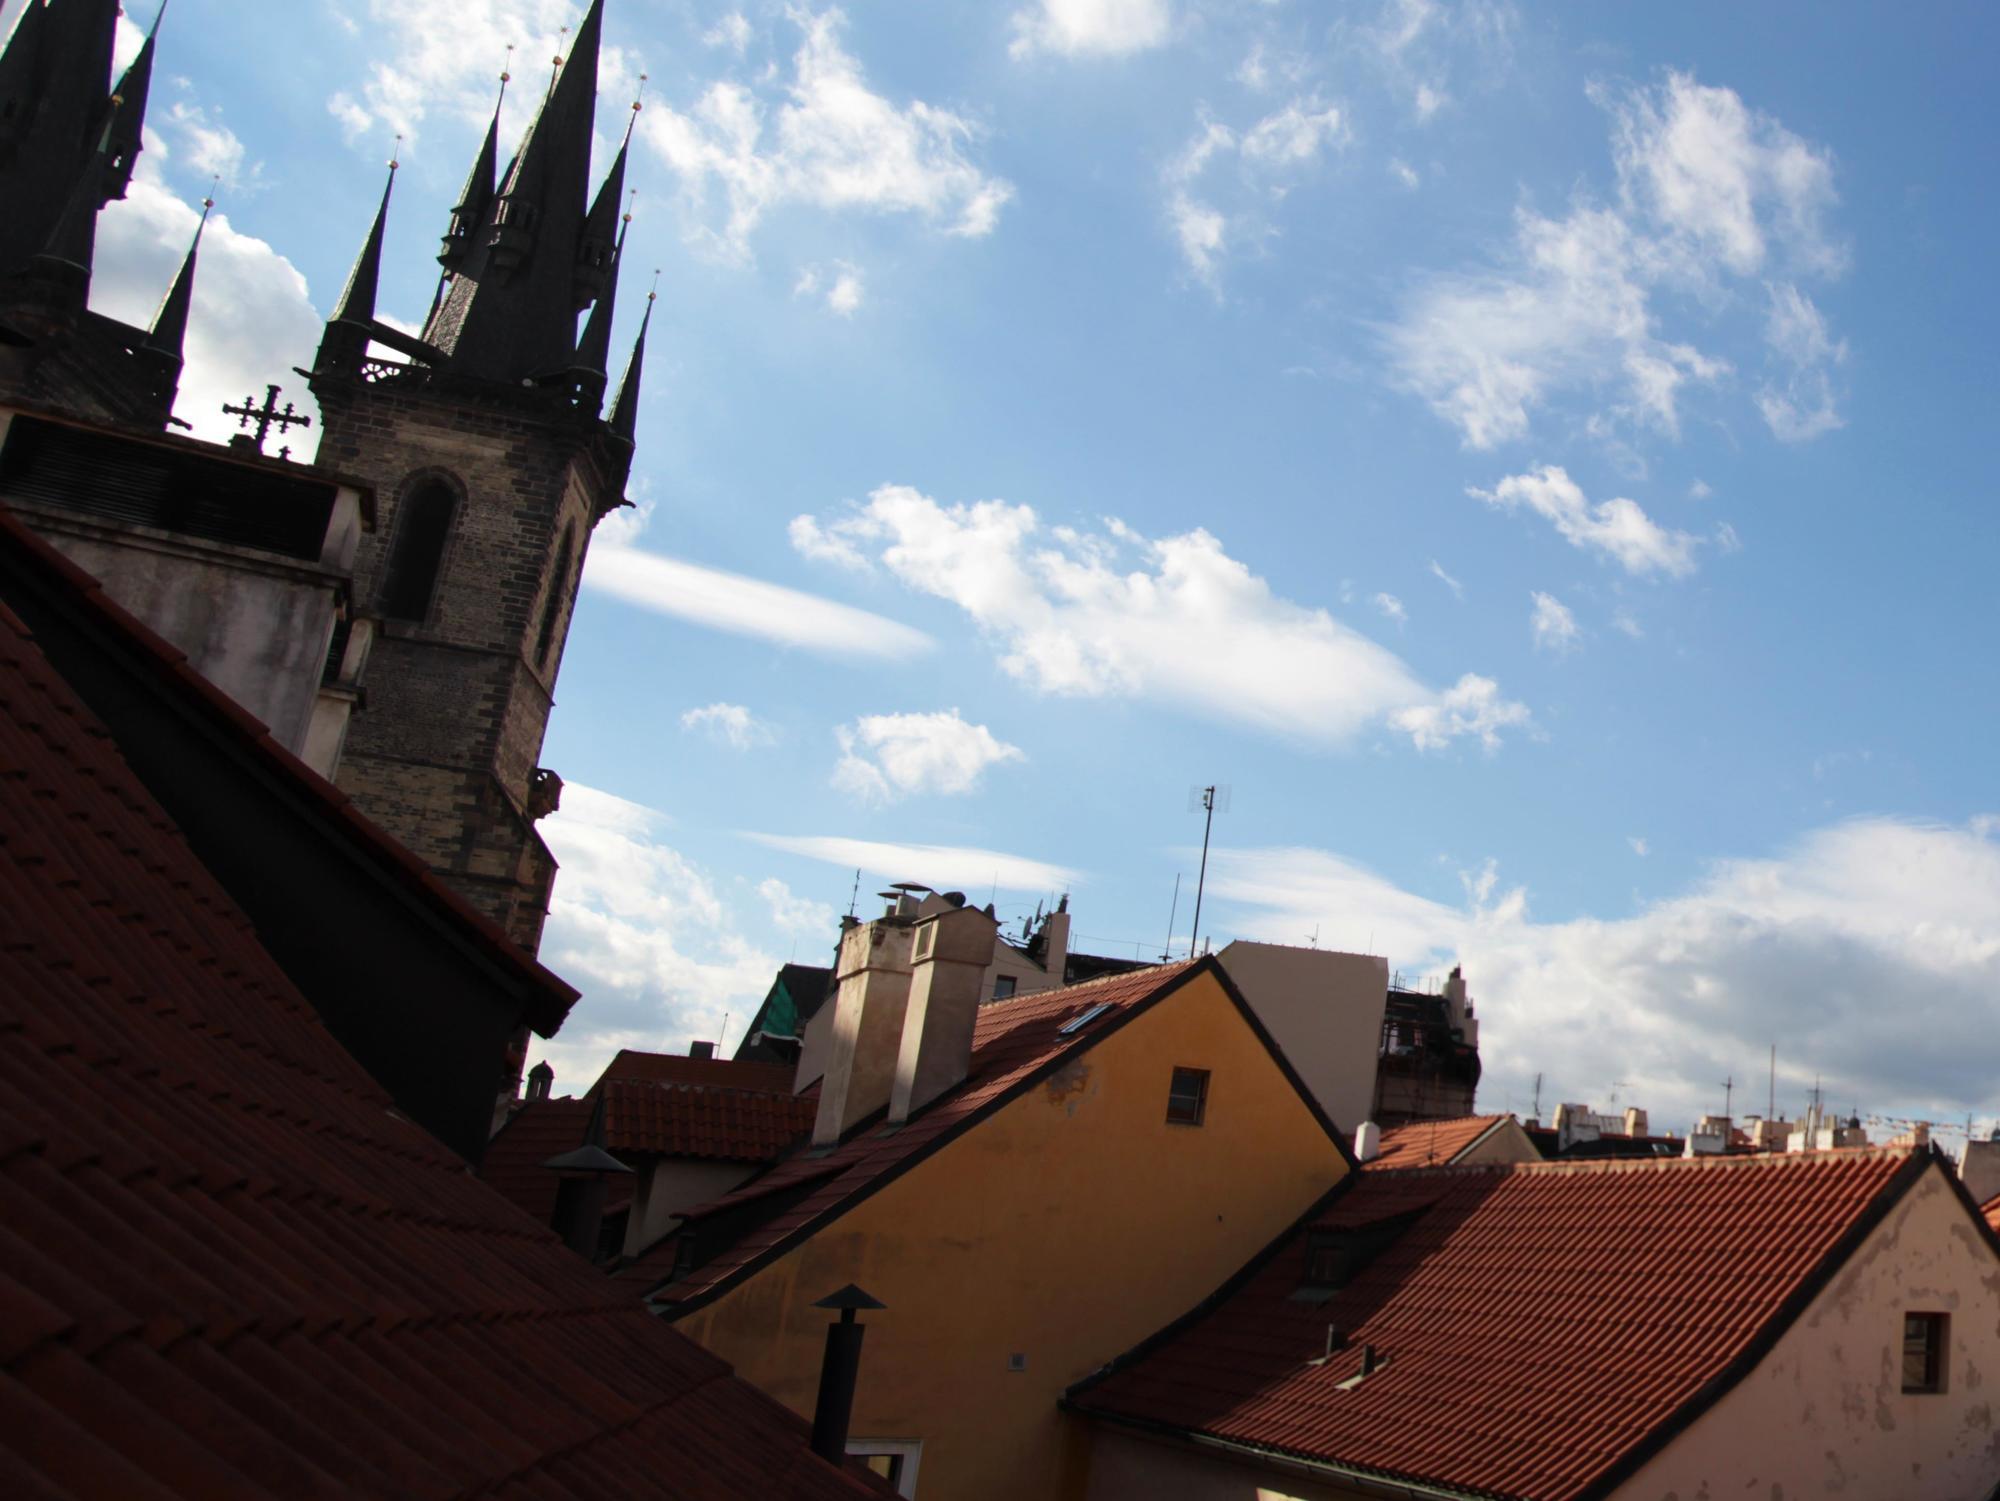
left=1453, top=1116, right=1539, bottom=1166
left=1627, top=1163, right=2000, bottom=1500
left=621, top=1158, right=757, bottom=1260
left=1217, top=942, right=1387, bottom=1133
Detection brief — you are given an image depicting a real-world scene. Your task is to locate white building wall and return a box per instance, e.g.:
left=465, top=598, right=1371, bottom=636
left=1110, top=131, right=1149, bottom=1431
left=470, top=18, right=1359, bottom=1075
left=1216, top=943, right=1387, bottom=1134
left=1623, top=1164, right=2000, bottom=1500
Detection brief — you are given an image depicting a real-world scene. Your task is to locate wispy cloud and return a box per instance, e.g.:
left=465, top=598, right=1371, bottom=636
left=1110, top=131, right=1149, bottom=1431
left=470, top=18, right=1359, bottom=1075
left=1384, top=72, right=1845, bottom=449
left=1163, top=96, right=1347, bottom=286
left=748, top=832, right=1078, bottom=894
left=1428, top=559, right=1464, bottom=598
left=793, top=484, right=1532, bottom=752
left=644, top=8, right=1012, bottom=260
left=1471, top=466, right=1699, bottom=577
left=1009, top=0, right=1172, bottom=60
left=1529, top=590, right=1579, bottom=653
left=681, top=702, right=776, bottom=749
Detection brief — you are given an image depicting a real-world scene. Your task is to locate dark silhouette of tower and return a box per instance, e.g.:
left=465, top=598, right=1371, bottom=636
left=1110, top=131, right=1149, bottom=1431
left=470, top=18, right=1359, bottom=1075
left=303, top=0, right=648, bottom=959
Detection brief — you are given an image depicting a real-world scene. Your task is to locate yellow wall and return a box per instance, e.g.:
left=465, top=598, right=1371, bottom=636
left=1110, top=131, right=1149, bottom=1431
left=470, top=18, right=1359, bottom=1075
left=673, top=968, right=1349, bottom=1501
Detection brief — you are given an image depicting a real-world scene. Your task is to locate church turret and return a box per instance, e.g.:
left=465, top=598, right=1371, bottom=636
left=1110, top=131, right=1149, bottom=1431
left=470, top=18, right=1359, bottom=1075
left=571, top=95, right=635, bottom=312
left=567, top=198, right=627, bottom=406
left=439, top=72, right=505, bottom=274
left=609, top=278, right=652, bottom=446
left=133, top=190, right=206, bottom=418
left=102, top=0, right=166, bottom=202
left=0, top=0, right=124, bottom=276
left=315, top=157, right=397, bottom=376
left=422, top=0, right=604, bottom=384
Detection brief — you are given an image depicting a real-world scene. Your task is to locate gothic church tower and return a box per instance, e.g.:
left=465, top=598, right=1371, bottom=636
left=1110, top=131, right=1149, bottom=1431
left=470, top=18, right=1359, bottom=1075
left=305, top=0, right=649, bottom=955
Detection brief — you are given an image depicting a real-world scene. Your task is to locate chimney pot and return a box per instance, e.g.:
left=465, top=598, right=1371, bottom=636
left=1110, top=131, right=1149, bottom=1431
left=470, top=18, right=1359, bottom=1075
left=525, top=1061, right=554, bottom=1102
left=689, top=1040, right=715, bottom=1060
left=1354, top=1121, right=1382, bottom=1163
left=809, top=1285, right=884, bottom=1465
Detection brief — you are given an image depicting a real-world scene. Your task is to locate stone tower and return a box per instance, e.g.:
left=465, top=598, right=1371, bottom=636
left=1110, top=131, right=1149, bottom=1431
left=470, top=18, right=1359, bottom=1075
left=304, top=0, right=648, bottom=956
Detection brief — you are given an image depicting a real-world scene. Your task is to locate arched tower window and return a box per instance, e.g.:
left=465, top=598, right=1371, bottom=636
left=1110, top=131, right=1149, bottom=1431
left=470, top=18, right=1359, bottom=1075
left=379, top=478, right=457, bottom=621
left=535, top=524, right=578, bottom=668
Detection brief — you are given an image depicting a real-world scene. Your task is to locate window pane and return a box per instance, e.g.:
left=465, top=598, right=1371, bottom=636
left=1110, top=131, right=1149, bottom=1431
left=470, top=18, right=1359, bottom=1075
left=1167, top=1066, right=1209, bottom=1125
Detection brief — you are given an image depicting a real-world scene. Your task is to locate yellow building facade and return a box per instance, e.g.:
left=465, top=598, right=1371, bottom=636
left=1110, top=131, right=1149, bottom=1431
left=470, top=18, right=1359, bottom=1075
left=668, top=964, right=1351, bottom=1501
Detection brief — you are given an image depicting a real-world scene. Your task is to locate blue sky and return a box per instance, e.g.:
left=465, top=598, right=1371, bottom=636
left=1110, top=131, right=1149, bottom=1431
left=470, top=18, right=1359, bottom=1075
left=69, top=0, right=2000, bottom=1140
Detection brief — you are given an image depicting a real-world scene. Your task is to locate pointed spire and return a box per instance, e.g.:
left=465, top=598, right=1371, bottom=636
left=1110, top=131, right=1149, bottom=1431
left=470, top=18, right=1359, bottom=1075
left=333, top=149, right=398, bottom=329
left=103, top=0, right=167, bottom=201
left=0, top=0, right=121, bottom=275
left=608, top=271, right=654, bottom=443
left=37, top=108, right=115, bottom=271
left=570, top=200, right=628, bottom=391
left=440, top=60, right=507, bottom=271
left=142, top=185, right=209, bottom=360
left=424, top=0, right=606, bottom=382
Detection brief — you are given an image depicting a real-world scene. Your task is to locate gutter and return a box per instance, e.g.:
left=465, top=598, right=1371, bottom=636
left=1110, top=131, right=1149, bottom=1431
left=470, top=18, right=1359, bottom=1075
left=1070, top=1407, right=1499, bottom=1501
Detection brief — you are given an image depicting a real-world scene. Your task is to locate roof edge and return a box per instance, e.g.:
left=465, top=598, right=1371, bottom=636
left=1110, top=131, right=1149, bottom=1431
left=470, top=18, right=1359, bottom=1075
left=650, top=959, right=1208, bottom=1312
left=1572, top=1146, right=1936, bottom=1500
left=1069, top=1408, right=1498, bottom=1501
left=1064, top=1170, right=1356, bottom=1407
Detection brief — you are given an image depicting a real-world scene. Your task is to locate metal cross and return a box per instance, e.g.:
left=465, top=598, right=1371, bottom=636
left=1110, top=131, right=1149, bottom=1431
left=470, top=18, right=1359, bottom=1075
left=221, top=384, right=312, bottom=453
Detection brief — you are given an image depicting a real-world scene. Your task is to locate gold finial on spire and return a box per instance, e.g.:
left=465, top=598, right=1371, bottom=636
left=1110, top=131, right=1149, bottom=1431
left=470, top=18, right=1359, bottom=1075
left=389, top=132, right=402, bottom=172
left=549, top=25, right=568, bottom=93
left=202, top=172, right=218, bottom=215
left=648, top=267, right=661, bottom=304
left=622, top=186, right=636, bottom=225
left=502, top=42, right=514, bottom=85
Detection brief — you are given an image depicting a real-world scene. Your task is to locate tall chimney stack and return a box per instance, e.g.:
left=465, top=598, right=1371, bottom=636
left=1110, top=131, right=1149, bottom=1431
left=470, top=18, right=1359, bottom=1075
left=889, top=900, right=1000, bottom=1124
left=812, top=906, right=920, bottom=1146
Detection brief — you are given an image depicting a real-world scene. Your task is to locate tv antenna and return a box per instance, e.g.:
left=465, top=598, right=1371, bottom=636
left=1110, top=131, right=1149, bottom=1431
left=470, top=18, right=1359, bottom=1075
left=1531, top=1072, right=1543, bottom=1121
left=1721, top=1074, right=1735, bottom=1120
left=1187, top=784, right=1230, bottom=958
left=1160, top=872, right=1182, bottom=961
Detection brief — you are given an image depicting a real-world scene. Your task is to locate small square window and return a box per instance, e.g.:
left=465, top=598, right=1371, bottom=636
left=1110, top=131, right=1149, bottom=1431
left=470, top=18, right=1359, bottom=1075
left=1166, top=1066, right=1209, bottom=1126
left=1903, top=1312, right=1947, bottom=1394
left=992, top=975, right=1017, bottom=1000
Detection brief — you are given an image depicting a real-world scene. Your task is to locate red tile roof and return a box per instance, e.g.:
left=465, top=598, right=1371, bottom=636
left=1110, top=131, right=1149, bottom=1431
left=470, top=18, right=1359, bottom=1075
left=480, top=1098, right=608, bottom=1227
left=0, top=595, right=884, bottom=1500
left=1364, top=1114, right=1511, bottom=1170
left=595, top=1049, right=800, bottom=1095
left=1985, top=1191, right=2000, bottom=1235
left=1070, top=1149, right=1931, bottom=1501
left=0, top=504, right=577, bottom=1037
left=601, top=1076, right=821, bottom=1161
left=625, top=961, right=1200, bottom=1304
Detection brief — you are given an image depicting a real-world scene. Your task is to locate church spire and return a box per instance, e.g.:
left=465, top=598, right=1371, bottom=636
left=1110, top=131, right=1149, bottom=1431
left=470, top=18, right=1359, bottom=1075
left=103, top=0, right=167, bottom=202
left=314, top=152, right=397, bottom=375
left=0, top=0, right=122, bottom=275
left=568, top=195, right=628, bottom=403
left=440, top=62, right=507, bottom=273
left=141, top=187, right=208, bottom=361
left=422, top=0, right=605, bottom=383
left=573, top=82, right=638, bottom=311
left=608, top=272, right=653, bottom=444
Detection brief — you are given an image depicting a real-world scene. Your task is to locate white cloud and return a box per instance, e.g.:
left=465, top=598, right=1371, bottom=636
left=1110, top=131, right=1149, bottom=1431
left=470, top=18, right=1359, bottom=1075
left=832, top=709, right=1025, bottom=804
left=1611, top=610, right=1644, bottom=639
left=792, top=484, right=1531, bottom=752
left=1373, top=592, right=1408, bottom=624
left=1628, top=835, right=1650, bottom=856
left=1688, top=477, right=1713, bottom=500
left=644, top=8, right=1012, bottom=259
left=1385, top=72, right=1845, bottom=449
left=703, top=12, right=753, bottom=52
left=1207, top=815, right=2000, bottom=1128
left=747, top=832, right=1077, bottom=894
left=91, top=167, right=324, bottom=445
left=794, top=259, right=865, bottom=315
left=1756, top=282, right=1847, bottom=441
left=1163, top=97, right=1346, bottom=283
left=1389, top=157, right=1420, bottom=189
left=1428, top=559, right=1463, bottom=598
left=1471, top=465, right=1699, bottom=577
left=1529, top=590, right=1579, bottom=653
left=584, top=539, right=933, bottom=660
left=681, top=702, right=776, bottom=749
left=536, top=783, right=788, bottom=1088
left=1390, top=673, right=1533, bottom=752
left=1363, top=0, right=1514, bottom=125
left=758, top=876, right=833, bottom=935
left=165, top=101, right=258, bottom=190
left=1009, top=0, right=1172, bottom=60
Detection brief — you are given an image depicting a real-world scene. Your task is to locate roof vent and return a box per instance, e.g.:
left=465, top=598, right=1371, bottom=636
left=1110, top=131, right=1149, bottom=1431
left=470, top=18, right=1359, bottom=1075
left=1354, top=1121, right=1381, bottom=1162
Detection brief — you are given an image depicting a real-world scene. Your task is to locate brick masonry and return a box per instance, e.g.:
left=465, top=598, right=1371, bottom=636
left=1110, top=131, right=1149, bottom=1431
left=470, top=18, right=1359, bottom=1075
left=310, top=366, right=625, bottom=956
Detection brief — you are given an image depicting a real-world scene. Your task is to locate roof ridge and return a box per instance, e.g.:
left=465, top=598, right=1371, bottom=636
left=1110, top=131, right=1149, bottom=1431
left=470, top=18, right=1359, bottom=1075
left=1372, top=1144, right=1927, bottom=1180
left=976, top=957, right=1185, bottom=1013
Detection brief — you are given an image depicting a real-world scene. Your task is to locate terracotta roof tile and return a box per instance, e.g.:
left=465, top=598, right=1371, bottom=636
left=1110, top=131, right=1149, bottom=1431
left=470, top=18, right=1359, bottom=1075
left=0, top=594, right=886, bottom=1500
left=625, top=961, right=1197, bottom=1303
left=1364, top=1115, right=1510, bottom=1170
left=1071, top=1150, right=1926, bottom=1501
left=1985, top=1192, right=2000, bottom=1235
left=600, top=1077, right=819, bottom=1161
left=595, top=1050, right=799, bottom=1095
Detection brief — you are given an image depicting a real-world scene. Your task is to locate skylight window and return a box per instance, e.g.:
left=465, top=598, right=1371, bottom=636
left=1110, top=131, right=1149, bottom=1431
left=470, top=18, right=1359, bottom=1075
left=1057, top=1001, right=1113, bottom=1035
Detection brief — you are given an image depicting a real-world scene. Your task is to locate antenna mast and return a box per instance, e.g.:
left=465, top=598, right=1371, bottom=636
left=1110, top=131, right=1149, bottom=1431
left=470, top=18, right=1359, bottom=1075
left=1161, top=872, right=1181, bottom=962
left=1189, top=785, right=1219, bottom=957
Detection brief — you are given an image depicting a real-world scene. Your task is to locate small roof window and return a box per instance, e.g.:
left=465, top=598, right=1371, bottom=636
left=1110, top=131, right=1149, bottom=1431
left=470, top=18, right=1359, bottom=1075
left=1057, top=1001, right=1114, bottom=1036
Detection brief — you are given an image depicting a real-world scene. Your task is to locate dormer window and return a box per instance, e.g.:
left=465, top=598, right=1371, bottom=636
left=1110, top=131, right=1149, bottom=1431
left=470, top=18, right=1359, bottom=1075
left=1299, top=1209, right=1426, bottom=1295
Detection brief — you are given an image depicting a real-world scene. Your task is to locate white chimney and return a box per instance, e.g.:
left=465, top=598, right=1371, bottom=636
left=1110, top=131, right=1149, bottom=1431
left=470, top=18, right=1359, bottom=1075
left=889, top=901, right=1000, bottom=1124
left=1354, top=1121, right=1382, bottom=1163
left=811, top=917, right=918, bottom=1147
